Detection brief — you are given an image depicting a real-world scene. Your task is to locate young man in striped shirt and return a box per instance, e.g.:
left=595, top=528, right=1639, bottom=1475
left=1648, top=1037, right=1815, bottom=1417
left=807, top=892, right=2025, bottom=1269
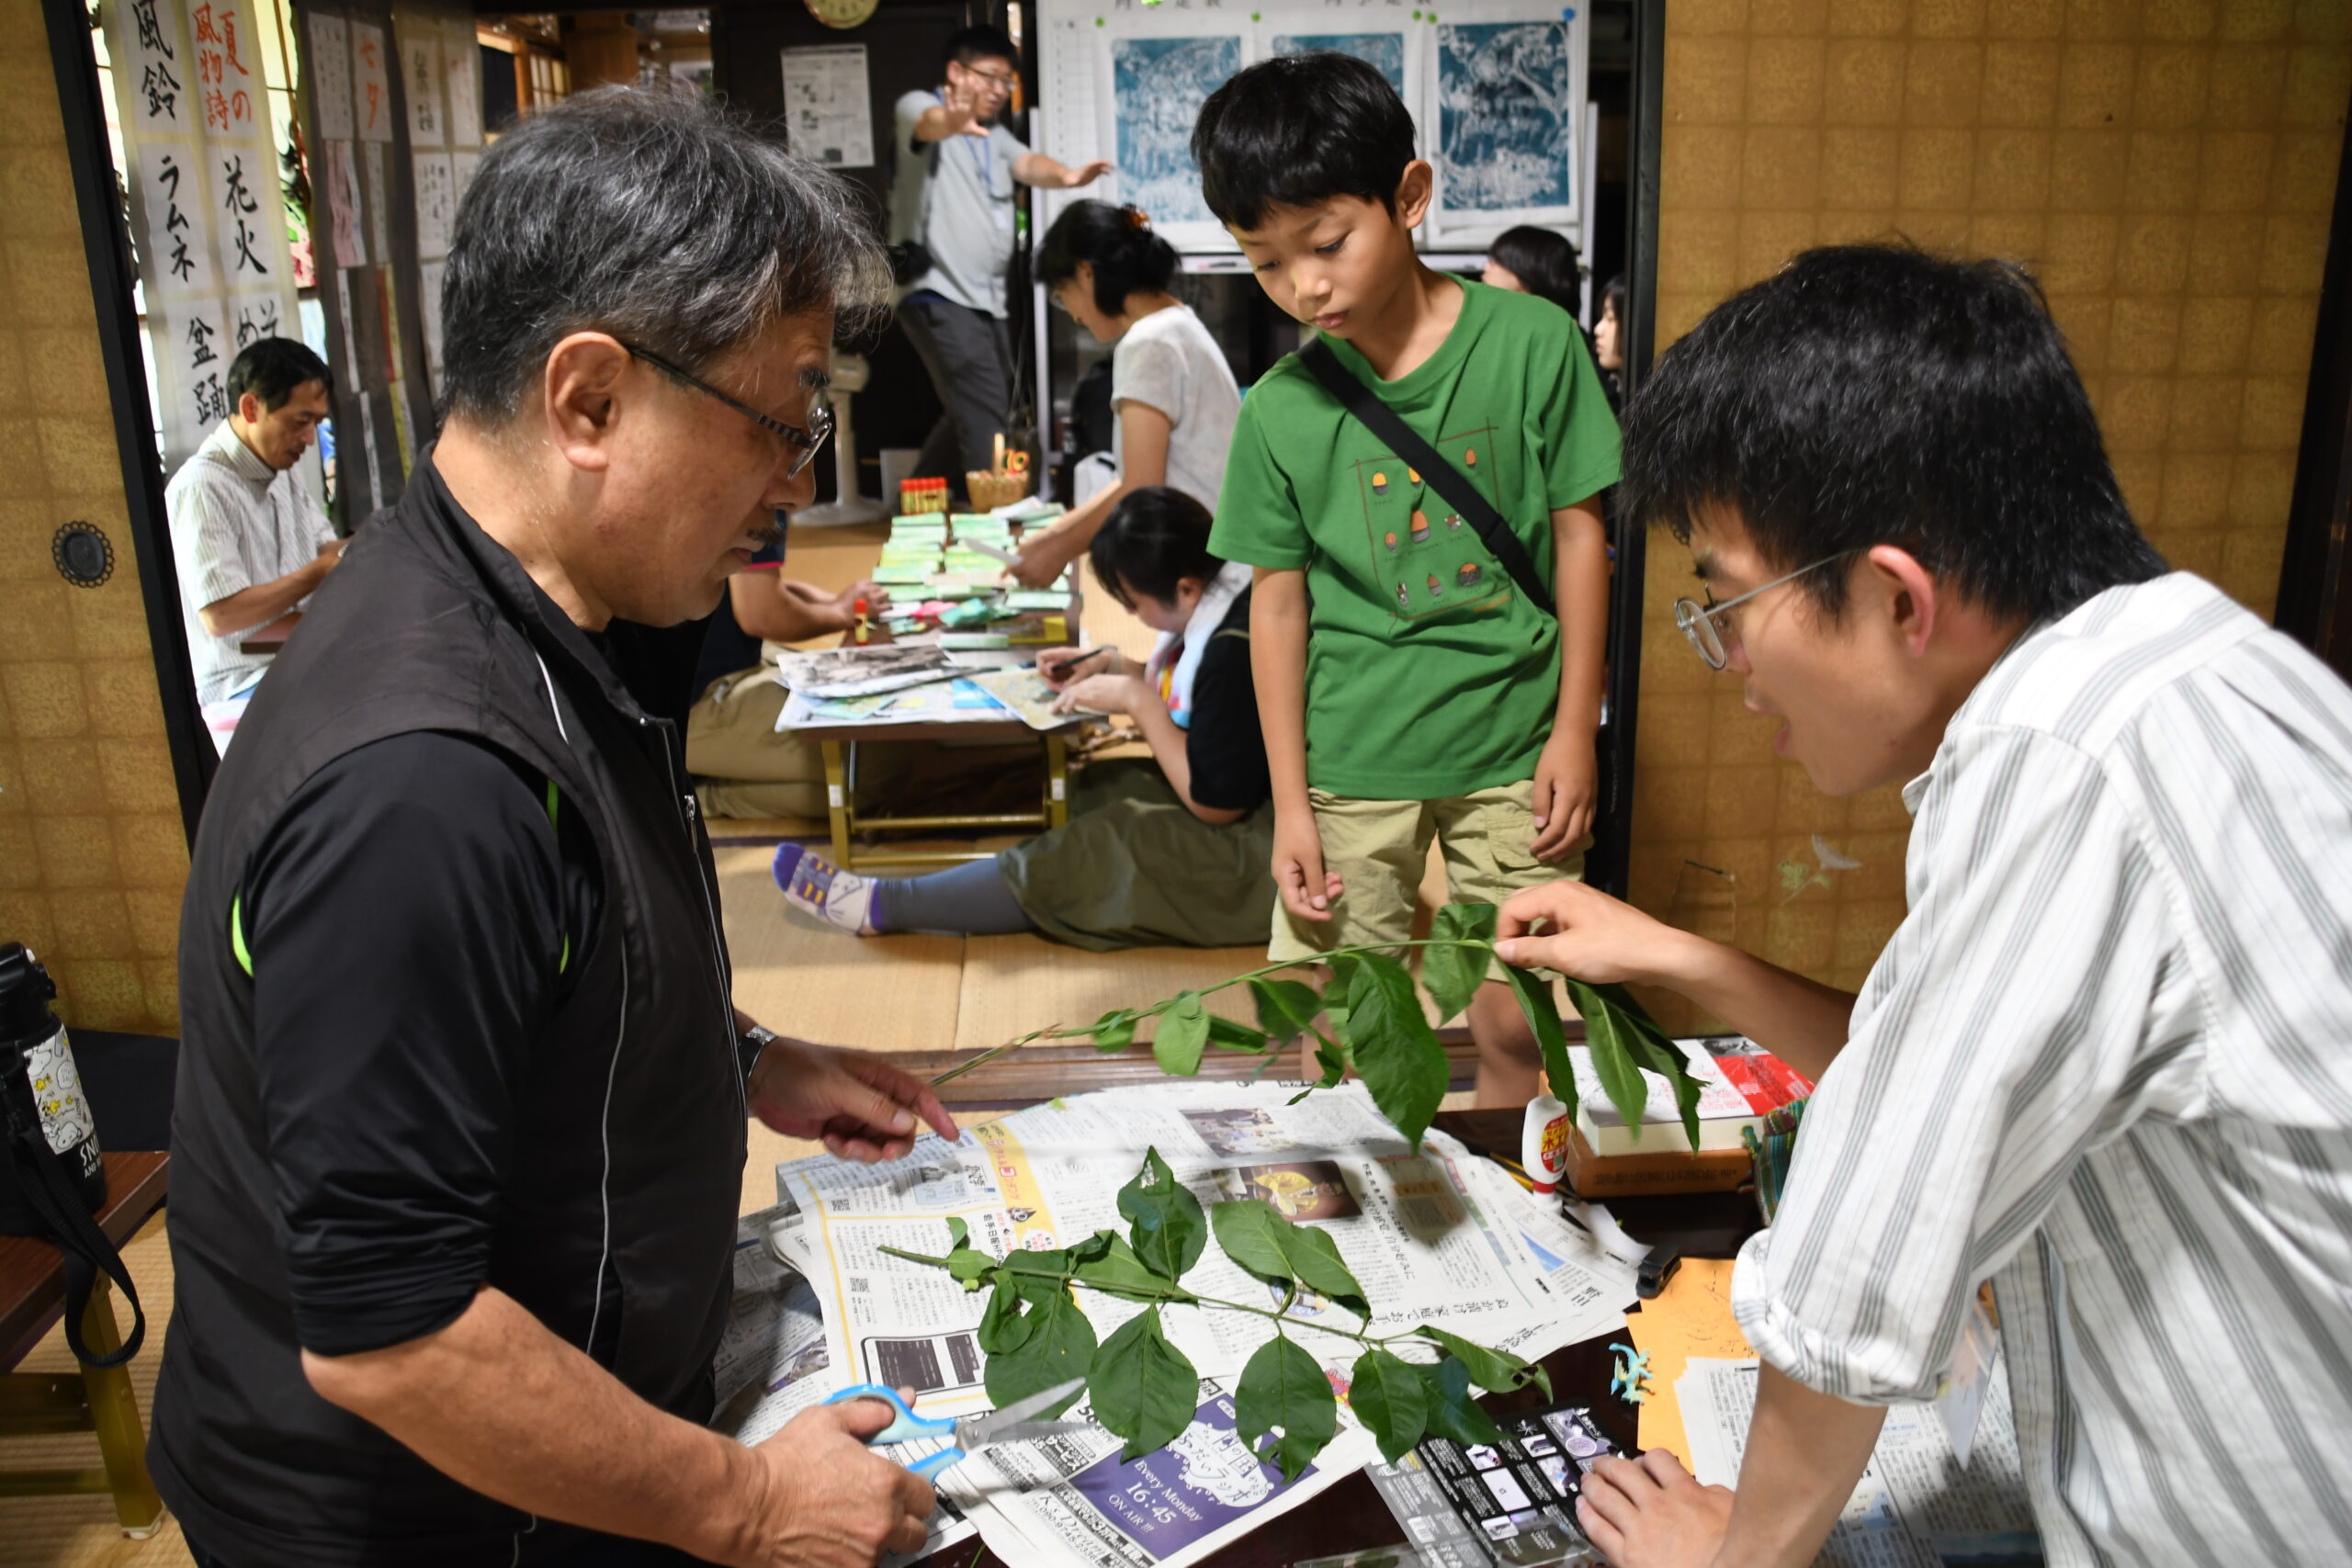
left=1496, top=245, right=2352, bottom=1568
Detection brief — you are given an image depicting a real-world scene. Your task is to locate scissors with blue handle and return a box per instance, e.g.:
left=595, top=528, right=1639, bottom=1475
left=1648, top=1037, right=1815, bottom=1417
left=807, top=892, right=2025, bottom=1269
left=824, top=1376, right=1091, bottom=1480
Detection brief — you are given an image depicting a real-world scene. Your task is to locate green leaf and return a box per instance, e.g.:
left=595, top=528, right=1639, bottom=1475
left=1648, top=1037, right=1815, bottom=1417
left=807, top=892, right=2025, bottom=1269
left=978, top=1277, right=1033, bottom=1353
left=946, top=1249, right=996, bottom=1288
left=1249, top=976, right=1322, bottom=1043
left=1278, top=1224, right=1368, bottom=1319
left=1415, top=1325, right=1549, bottom=1399
left=1210, top=1200, right=1295, bottom=1287
left=1118, top=1147, right=1207, bottom=1280
left=1089, top=1308, right=1201, bottom=1460
left=1001, top=1247, right=1071, bottom=1278
left=1072, top=1235, right=1182, bottom=1303
left=1339, top=952, right=1448, bottom=1151
left=1207, top=1012, right=1272, bottom=1054
left=1350, top=1348, right=1430, bottom=1463
left=1091, top=1010, right=1138, bottom=1052
left=1154, top=992, right=1211, bottom=1077
left=1311, top=1039, right=1351, bottom=1089
left=945, top=1216, right=970, bottom=1248
left=1424, top=904, right=1497, bottom=1022
left=1580, top=979, right=1706, bottom=1152
left=1069, top=1230, right=1115, bottom=1264
left=1564, top=977, right=1690, bottom=1149
left=983, top=1282, right=1095, bottom=1416
left=1414, top=1355, right=1505, bottom=1447
left=1501, top=964, right=1578, bottom=1121
left=1235, top=1334, right=1338, bottom=1483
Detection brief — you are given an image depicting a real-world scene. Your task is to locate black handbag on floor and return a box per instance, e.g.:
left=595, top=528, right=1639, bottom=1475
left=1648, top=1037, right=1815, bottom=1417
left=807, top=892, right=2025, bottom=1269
left=0, top=942, right=145, bottom=1367
left=1296, top=337, right=1558, bottom=618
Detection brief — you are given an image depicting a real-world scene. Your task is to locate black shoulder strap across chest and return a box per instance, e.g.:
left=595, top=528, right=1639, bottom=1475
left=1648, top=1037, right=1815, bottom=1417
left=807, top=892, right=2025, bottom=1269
left=1296, top=338, right=1556, bottom=618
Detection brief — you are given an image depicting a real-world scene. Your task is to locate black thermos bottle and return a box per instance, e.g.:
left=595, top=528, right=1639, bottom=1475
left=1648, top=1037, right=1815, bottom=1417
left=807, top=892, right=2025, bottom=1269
left=0, top=942, right=107, bottom=1233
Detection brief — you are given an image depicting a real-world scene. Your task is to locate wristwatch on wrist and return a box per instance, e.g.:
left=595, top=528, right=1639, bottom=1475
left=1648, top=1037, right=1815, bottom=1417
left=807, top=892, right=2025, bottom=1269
left=739, top=1023, right=781, bottom=1077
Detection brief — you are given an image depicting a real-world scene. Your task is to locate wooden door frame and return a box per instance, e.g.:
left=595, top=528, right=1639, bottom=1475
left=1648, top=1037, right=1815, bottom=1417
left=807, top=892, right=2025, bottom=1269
left=41, top=0, right=217, bottom=844
left=2274, top=111, right=2352, bottom=681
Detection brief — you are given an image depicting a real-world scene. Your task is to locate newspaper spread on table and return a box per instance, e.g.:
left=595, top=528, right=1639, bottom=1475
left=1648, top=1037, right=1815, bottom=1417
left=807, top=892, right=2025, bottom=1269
left=1677, top=1357, right=2043, bottom=1568
left=713, top=1082, right=1639, bottom=1568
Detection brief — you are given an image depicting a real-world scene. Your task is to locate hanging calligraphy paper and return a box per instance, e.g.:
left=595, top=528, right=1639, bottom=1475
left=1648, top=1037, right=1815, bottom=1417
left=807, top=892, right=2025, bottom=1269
left=116, top=0, right=189, bottom=138
left=412, top=152, right=456, bottom=261
left=443, top=18, right=482, bottom=147
left=448, top=149, right=481, bottom=224
left=323, top=138, right=366, bottom=267
left=135, top=141, right=216, bottom=297
left=361, top=141, right=392, bottom=265
left=401, top=34, right=444, bottom=148
left=160, top=297, right=232, bottom=438
left=308, top=13, right=355, bottom=141
left=352, top=21, right=394, bottom=143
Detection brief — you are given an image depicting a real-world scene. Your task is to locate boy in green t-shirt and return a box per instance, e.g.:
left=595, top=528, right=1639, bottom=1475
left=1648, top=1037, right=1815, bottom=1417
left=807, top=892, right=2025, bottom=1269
left=1194, top=52, right=1621, bottom=1103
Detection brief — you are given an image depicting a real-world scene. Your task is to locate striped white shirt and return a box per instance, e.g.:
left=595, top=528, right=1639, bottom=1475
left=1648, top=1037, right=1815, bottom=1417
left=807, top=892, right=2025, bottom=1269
left=164, top=421, right=334, bottom=704
left=1732, top=573, right=2352, bottom=1567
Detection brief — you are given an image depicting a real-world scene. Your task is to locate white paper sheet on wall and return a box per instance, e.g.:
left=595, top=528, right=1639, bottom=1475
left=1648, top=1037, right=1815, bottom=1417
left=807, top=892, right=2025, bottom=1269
left=780, top=44, right=874, bottom=170
left=323, top=139, right=366, bottom=267
left=443, top=18, right=482, bottom=146
left=137, top=141, right=215, bottom=296
left=353, top=21, right=394, bottom=142
left=402, top=33, right=444, bottom=147
left=413, top=152, right=456, bottom=260
left=361, top=141, right=391, bottom=264
left=308, top=13, right=355, bottom=141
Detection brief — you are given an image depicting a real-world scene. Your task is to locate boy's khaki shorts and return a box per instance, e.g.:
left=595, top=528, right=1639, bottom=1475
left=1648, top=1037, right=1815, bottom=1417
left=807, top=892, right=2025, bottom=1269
left=1268, top=780, right=1587, bottom=979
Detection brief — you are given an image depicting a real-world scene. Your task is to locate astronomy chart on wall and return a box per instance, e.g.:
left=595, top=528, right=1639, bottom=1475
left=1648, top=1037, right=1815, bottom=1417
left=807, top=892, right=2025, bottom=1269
left=1035, top=0, right=1584, bottom=254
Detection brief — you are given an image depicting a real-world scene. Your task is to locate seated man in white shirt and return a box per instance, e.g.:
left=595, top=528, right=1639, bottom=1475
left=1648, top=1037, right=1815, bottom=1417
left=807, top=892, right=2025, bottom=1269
left=164, top=336, right=342, bottom=707
left=1495, top=245, right=2352, bottom=1568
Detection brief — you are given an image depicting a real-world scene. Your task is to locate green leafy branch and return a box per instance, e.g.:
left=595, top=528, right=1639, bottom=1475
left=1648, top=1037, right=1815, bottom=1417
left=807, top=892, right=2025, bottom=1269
left=884, top=1149, right=1551, bottom=1478
left=938, top=902, right=1706, bottom=1153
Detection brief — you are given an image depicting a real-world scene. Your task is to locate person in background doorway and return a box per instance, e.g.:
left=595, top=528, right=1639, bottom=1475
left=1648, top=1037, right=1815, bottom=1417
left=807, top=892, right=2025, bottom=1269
left=1594, top=274, right=1627, bottom=413
left=775, top=486, right=1273, bottom=949
left=890, top=25, right=1110, bottom=498
left=1482, top=225, right=1589, bottom=331
left=1005, top=201, right=1242, bottom=588
left=164, top=336, right=342, bottom=706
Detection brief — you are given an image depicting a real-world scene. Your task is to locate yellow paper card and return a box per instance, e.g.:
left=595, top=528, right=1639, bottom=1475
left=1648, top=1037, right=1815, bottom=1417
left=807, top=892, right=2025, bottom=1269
left=1624, top=1257, right=1755, bottom=1467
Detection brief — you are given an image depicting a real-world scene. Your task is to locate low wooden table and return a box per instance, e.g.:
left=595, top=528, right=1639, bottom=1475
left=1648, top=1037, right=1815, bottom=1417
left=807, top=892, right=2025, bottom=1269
left=0, top=1150, right=169, bottom=1537
left=911, top=1111, right=1758, bottom=1568
left=819, top=717, right=1085, bottom=872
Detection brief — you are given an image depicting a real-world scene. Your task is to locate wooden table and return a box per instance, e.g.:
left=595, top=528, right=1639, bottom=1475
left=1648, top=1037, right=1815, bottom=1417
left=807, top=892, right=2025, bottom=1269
left=0, top=1150, right=169, bottom=1537
left=238, top=612, right=300, bottom=655
left=819, top=716, right=1085, bottom=871
left=912, top=1111, right=1759, bottom=1568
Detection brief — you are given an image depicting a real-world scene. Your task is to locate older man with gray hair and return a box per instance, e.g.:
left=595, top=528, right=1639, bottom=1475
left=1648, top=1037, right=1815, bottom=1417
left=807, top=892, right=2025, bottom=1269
left=153, top=90, right=955, bottom=1568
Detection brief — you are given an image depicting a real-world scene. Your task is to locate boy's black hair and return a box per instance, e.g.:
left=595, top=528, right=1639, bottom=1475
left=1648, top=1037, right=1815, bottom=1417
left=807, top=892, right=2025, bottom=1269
left=1192, top=52, right=1417, bottom=231
left=1620, top=244, right=2165, bottom=626
left=944, top=25, right=1019, bottom=70
left=1090, top=486, right=1224, bottom=608
left=1039, top=201, right=1179, bottom=315
left=225, top=336, right=331, bottom=412
left=1488, top=226, right=1583, bottom=316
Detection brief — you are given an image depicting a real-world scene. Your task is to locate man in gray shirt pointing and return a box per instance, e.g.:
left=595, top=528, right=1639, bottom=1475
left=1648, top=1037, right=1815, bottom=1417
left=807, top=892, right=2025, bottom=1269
left=889, top=25, right=1108, bottom=495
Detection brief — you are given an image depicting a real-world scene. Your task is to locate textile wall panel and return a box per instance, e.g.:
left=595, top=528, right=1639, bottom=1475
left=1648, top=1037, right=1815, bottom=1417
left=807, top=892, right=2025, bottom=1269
left=1631, top=0, right=2346, bottom=1024
left=0, top=0, right=189, bottom=1033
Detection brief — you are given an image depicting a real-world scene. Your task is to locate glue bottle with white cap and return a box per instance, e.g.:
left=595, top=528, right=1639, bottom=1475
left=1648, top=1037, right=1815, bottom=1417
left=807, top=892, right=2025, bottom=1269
left=1521, top=1089, right=1573, bottom=1195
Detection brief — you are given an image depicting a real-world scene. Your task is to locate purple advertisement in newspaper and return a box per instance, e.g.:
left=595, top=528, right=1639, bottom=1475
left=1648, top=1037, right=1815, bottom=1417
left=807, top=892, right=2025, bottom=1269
left=1066, top=1390, right=1317, bottom=1556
